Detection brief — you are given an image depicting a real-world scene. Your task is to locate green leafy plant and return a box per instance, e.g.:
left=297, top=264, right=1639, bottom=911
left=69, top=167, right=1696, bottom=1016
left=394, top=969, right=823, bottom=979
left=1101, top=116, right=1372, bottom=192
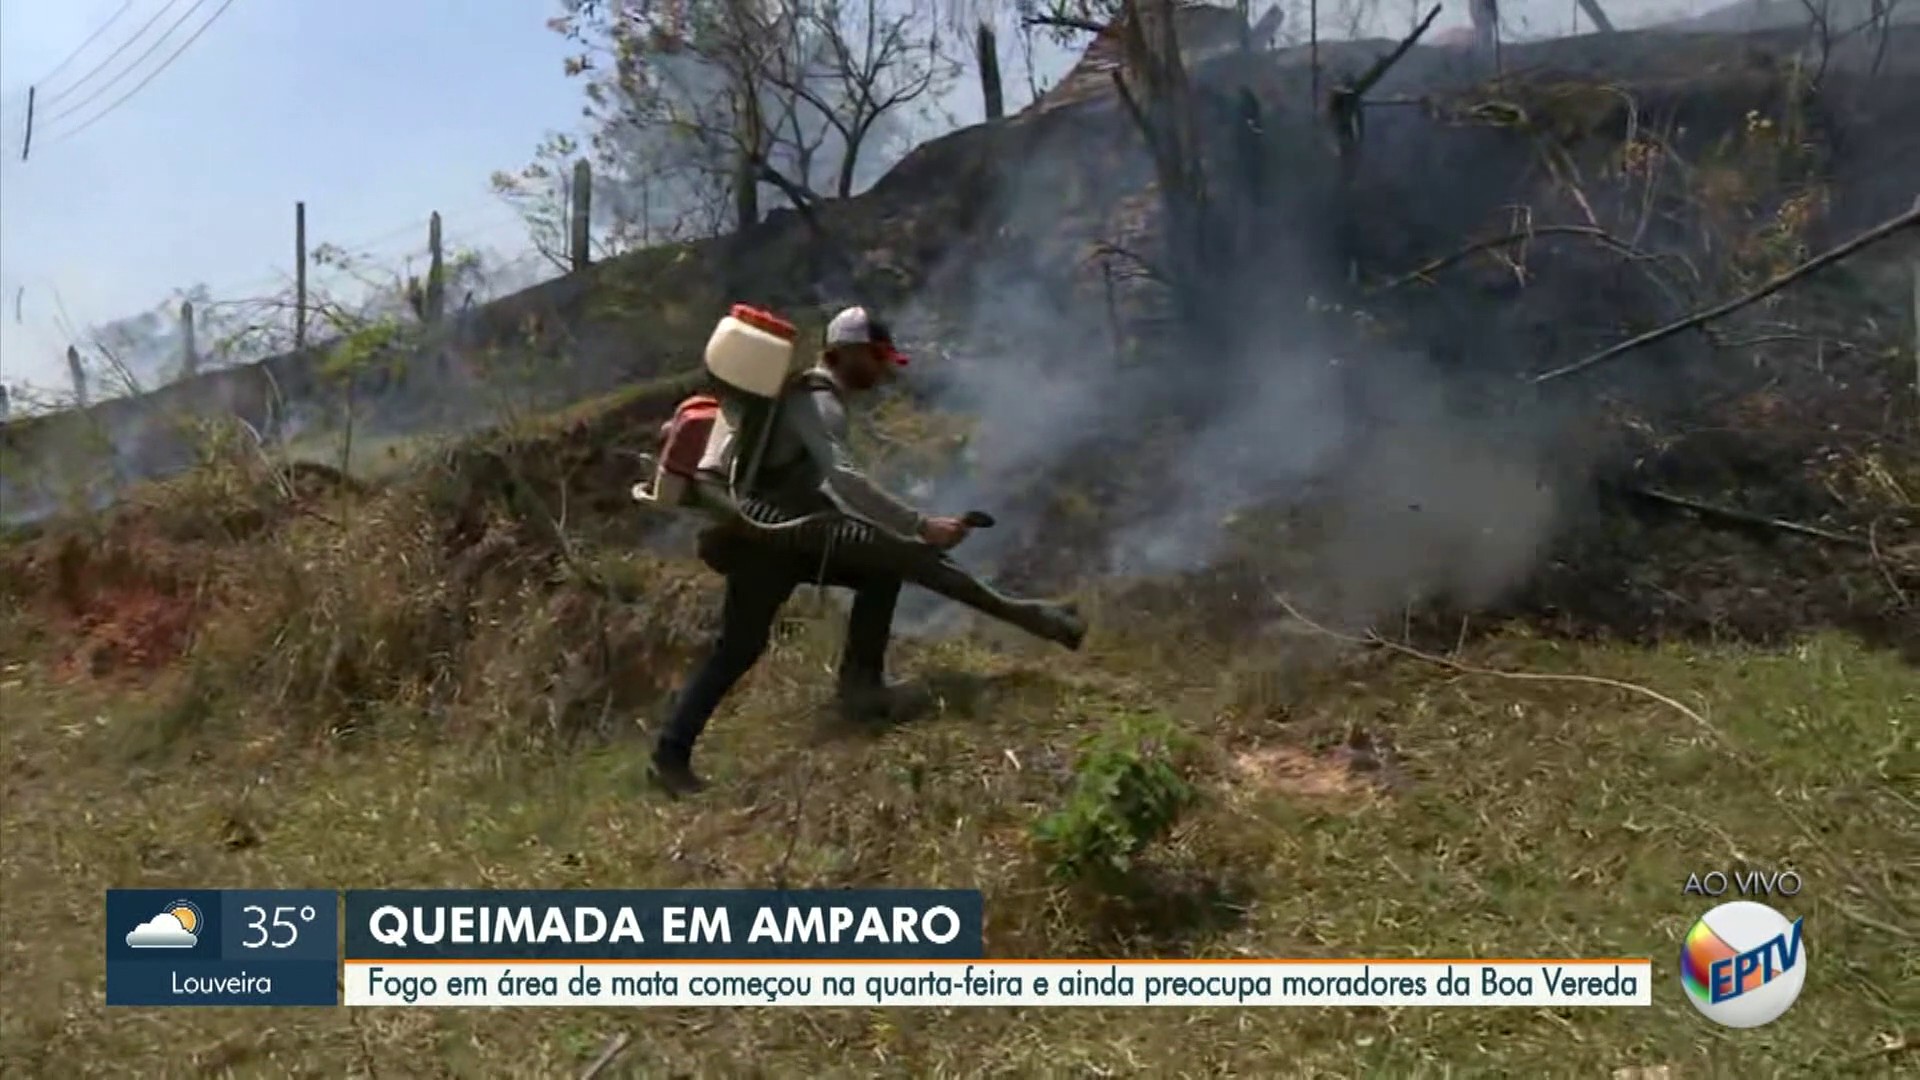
left=1032, top=710, right=1198, bottom=886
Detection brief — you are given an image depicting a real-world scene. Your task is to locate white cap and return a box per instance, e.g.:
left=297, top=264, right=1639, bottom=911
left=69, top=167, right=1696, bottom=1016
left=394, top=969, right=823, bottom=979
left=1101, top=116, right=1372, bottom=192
left=825, top=306, right=907, bottom=365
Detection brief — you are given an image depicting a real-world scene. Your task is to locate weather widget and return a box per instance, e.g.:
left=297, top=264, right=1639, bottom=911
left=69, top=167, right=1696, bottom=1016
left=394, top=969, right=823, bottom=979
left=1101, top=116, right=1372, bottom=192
left=105, top=889, right=339, bottom=1007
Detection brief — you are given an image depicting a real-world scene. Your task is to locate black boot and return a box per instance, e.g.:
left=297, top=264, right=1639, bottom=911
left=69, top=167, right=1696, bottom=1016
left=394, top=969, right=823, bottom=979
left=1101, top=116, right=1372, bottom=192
left=649, top=744, right=708, bottom=797
left=1021, top=600, right=1088, bottom=650
left=835, top=670, right=905, bottom=721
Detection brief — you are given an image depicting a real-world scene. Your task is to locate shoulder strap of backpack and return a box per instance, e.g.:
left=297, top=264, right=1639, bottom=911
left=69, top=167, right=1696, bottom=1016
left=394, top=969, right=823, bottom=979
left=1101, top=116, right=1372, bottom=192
left=790, top=369, right=840, bottom=398
left=725, top=373, right=826, bottom=493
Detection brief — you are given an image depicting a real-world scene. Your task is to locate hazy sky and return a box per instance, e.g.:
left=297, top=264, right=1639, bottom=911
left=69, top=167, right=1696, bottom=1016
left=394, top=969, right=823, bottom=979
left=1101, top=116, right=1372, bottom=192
left=0, top=0, right=583, bottom=394
left=0, top=0, right=1708, bottom=400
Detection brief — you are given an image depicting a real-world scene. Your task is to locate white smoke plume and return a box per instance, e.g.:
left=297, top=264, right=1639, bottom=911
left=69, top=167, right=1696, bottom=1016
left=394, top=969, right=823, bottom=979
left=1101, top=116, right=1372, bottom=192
left=879, top=115, right=1571, bottom=639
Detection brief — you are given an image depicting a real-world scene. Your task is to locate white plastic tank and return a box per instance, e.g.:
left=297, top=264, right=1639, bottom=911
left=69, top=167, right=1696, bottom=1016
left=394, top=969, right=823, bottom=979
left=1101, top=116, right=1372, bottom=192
left=705, top=304, right=801, bottom=398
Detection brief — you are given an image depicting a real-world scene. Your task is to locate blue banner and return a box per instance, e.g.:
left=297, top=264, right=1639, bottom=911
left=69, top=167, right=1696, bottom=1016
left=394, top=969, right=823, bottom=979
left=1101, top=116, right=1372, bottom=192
left=105, top=889, right=339, bottom=1006
left=343, top=889, right=984, bottom=960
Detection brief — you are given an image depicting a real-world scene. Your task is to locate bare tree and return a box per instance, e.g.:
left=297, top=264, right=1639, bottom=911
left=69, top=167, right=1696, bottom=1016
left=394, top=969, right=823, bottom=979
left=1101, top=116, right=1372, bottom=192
left=1792, top=0, right=1907, bottom=92
left=507, top=0, right=952, bottom=244
left=1799, top=0, right=1836, bottom=89
left=497, top=1, right=785, bottom=241
left=646, top=0, right=956, bottom=208
left=1867, top=0, right=1902, bottom=80
left=1039, top=0, right=1225, bottom=330
left=608, top=0, right=791, bottom=231
left=495, top=19, right=736, bottom=248
left=761, top=0, right=955, bottom=198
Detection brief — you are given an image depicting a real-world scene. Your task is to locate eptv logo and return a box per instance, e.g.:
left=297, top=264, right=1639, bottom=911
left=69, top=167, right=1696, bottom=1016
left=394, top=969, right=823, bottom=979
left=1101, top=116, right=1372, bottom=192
left=1679, top=901, right=1807, bottom=1028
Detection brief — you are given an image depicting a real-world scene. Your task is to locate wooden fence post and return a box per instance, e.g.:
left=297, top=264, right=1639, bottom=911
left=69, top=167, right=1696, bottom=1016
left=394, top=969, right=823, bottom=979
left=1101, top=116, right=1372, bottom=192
left=977, top=23, right=1004, bottom=121
left=1310, top=0, right=1320, bottom=106
left=571, top=159, right=593, bottom=271
left=295, top=201, right=308, bottom=349
left=181, top=300, right=199, bottom=377
left=67, top=345, right=88, bottom=408
left=427, top=211, right=446, bottom=323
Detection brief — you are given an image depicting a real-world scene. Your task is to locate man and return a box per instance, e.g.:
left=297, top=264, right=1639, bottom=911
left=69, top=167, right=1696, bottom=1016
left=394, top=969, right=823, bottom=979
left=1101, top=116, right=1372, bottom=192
left=651, top=306, right=974, bottom=795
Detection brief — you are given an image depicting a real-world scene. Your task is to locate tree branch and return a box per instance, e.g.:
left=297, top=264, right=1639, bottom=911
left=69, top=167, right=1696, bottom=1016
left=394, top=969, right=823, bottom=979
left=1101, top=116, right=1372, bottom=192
left=1624, top=485, right=1875, bottom=549
left=1022, top=14, right=1109, bottom=34
left=753, top=155, right=823, bottom=211
left=1348, top=4, right=1442, bottom=102
left=1109, top=70, right=1159, bottom=160
left=1575, top=0, right=1617, bottom=32
left=1367, top=224, right=1658, bottom=293
left=1531, top=201, right=1920, bottom=385
left=1269, top=591, right=1713, bottom=731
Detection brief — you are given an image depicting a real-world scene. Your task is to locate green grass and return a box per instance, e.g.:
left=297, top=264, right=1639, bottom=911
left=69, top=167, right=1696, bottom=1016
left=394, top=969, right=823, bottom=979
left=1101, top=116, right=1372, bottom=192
left=2, top=612, right=1913, bottom=1077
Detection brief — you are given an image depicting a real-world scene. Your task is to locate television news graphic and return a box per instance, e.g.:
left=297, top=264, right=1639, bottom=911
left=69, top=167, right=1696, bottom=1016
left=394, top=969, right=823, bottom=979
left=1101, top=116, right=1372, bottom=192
left=343, top=887, right=983, bottom=1005
left=1682, top=868, right=1803, bottom=898
left=105, top=889, right=340, bottom=1006
left=348, top=957, right=1654, bottom=1008
left=340, top=888, right=1649, bottom=1008
left=1680, top=900, right=1807, bottom=1028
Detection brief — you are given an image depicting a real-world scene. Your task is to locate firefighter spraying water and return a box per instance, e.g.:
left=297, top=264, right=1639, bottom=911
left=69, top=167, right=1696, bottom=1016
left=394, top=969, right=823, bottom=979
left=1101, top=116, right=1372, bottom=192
left=633, top=304, right=1087, bottom=794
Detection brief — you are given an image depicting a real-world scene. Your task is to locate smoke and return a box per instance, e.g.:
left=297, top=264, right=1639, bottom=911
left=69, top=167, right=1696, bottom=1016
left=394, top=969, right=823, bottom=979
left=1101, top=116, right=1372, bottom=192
left=1101, top=347, right=1352, bottom=578
left=893, top=272, right=1123, bottom=567
left=1307, top=416, right=1560, bottom=627
left=880, top=95, right=1571, bottom=641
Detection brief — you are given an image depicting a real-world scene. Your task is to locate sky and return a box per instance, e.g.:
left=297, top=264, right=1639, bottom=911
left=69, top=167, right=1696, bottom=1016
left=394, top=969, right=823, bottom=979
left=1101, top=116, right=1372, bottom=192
left=0, top=0, right=1714, bottom=403
left=0, top=0, right=582, bottom=396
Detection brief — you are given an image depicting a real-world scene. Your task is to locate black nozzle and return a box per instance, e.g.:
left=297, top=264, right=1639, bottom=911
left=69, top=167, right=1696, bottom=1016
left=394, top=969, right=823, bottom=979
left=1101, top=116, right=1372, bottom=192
left=962, top=511, right=996, bottom=528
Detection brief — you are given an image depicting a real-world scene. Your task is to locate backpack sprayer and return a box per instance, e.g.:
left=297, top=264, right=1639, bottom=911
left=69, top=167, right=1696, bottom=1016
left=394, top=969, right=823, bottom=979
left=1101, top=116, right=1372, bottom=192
left=633, top=304, right=996, bottom=536
left=630, top=304, right=1082, bottom=650
left=631, top=304, right=816, bottom=529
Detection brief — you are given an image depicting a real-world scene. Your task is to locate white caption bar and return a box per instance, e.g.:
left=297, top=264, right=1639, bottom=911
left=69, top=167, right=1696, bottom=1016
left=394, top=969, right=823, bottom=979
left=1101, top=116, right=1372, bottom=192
left=344, top=959, right=1652, bottom=1007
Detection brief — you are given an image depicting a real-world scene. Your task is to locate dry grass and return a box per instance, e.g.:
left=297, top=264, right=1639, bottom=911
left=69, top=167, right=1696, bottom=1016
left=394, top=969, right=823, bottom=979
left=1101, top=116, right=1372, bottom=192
left=1, top=515, right=1914, bottom=1077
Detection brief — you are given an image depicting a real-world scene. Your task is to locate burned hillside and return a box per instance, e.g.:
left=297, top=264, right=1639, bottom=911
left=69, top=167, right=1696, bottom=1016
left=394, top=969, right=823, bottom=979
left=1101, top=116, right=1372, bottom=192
left=837, top=24, right=1920, bottom=657
left=4, top=20, right=1918, bottom=664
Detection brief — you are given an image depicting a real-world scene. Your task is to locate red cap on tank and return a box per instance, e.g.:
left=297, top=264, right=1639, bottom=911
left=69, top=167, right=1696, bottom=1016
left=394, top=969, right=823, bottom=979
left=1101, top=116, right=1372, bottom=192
left=729, top=304, right=798, bottom=341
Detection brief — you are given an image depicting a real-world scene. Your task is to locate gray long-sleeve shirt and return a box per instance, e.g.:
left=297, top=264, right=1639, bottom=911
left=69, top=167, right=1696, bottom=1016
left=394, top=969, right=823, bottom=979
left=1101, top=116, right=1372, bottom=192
left=702, top=367, right=926, bottom=541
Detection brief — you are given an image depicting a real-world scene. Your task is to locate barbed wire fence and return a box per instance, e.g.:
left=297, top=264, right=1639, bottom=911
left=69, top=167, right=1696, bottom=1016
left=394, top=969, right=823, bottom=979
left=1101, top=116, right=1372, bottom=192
left=2, top=165, right=597, bottom=422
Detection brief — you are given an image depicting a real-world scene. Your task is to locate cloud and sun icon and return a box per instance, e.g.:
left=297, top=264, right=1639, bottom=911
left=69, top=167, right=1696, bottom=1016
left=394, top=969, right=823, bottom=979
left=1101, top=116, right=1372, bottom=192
left=125, top=899, right=204, bottom=948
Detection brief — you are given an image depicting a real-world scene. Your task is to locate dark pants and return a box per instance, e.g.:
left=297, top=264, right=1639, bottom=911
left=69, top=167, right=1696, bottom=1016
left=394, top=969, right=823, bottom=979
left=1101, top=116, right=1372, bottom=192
left=656, top=535, right=902, bottom=765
